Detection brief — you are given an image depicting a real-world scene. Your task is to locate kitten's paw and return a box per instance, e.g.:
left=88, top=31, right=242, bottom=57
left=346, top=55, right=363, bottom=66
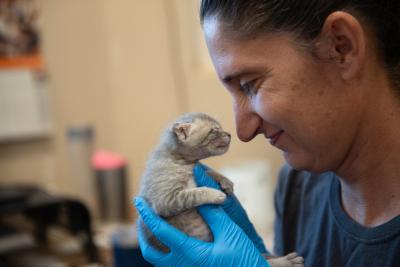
left=219, top=178, right=234, bottom=195
left=268, top=252, right=304, bottom=267
left=285, top=252, right=304, bottom=265
left=207, top=188, right=227, bottom=204
left=205, top=170, right=234, bottom=195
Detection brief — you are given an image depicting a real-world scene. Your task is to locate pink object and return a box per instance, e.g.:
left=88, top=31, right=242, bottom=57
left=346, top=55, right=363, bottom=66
left=91, top=150, right=126, bottom=170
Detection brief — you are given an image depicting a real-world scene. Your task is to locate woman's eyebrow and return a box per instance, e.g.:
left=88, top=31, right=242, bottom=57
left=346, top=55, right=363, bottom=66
left=221, top=67, right=272, bottom=83
left=222, top=71, right=253, bottom=83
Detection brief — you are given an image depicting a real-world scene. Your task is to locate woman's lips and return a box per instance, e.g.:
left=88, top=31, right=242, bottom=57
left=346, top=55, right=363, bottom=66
left=268, top=130, right=284, bottom=145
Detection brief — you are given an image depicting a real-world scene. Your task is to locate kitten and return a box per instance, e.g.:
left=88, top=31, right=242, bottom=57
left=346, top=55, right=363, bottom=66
left=138, top=113, right=232, bottom=251
left=138, top=112, right=304, bottom=267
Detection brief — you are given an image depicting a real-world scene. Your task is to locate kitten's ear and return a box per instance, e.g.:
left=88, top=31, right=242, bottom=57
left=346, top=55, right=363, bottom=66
left=172, top=122, right=192, bottom=142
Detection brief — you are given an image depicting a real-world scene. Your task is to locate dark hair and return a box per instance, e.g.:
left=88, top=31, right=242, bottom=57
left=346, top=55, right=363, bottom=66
left=200, top=0, right=400, bottom=91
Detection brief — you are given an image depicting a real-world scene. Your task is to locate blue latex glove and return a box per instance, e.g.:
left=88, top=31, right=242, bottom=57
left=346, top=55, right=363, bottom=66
left=135, top=197, right=270, bottom=267
left=193, top=163, right=271, bottom=256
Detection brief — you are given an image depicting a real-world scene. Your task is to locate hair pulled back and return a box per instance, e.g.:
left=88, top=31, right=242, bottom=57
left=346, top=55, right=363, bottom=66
left=200, top=0, right=400, bottom=91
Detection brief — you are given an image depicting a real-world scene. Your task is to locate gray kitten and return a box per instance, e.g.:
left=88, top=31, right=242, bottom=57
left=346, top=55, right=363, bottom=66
left=138, top=112, right=304, bottom=267
left=138, top=113, right=232, bottom=250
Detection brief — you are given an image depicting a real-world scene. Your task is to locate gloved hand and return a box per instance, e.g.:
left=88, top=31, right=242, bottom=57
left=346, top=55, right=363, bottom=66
left=193, top=163, right=271, bottom=255
left=135, top=197, right=270, bottom=267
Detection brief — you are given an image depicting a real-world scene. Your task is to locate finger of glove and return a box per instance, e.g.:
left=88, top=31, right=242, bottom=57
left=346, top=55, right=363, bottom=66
left=249, top=231, right=268, bottom=254
left=194, top=165, right=267, bottom=253
left=194, top=164, right=239, bottom=213
left=221, top=194, right=253, bottom=229
left=220, top=195, right=267, bottom=254
left=193, top=163, right=220, bottom=189
left=135, top=197, right=190, bottom=250
left=193, top=164, right=238, bottom=218
left=197, top=204, right=233, bottom=240
left=136, top=218, right=167, bottom=263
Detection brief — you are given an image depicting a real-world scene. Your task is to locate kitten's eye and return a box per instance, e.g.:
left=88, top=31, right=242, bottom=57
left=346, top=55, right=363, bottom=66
left=208, top=129, right=218, bottom=138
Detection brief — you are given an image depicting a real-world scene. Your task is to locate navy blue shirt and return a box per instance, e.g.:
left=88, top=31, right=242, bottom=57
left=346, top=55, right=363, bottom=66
left=274, top=165, right=400, bottom=267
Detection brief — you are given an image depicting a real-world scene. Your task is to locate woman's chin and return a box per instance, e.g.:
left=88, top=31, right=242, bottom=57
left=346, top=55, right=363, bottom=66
left=284, top=152, right=330, bottom=173
left=283, top=152, right=313, bottom=171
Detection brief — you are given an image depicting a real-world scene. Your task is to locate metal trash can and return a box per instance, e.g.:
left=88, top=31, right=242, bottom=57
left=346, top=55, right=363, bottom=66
left=67, top=125, right=97, bottom=214
left=91, top=150, right=128, bottom=222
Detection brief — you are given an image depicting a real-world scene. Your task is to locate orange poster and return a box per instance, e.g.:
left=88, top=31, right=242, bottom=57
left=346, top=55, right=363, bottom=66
left=0, top=0, right=43, bottom=70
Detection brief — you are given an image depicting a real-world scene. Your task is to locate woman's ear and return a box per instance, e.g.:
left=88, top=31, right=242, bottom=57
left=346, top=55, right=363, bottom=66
left=314, top=11, right=366, bottom=80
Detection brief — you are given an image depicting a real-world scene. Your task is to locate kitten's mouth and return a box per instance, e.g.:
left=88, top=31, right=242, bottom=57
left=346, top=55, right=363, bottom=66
left=215, top=137, right=230, bottom=149
left=216, top=143, right=229, bottom=149
left=211, top=132, right=231, bottom=150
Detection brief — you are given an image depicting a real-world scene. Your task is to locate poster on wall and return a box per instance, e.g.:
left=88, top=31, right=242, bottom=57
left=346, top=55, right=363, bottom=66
left=0, top=0, right=51, bottom=142
left=0, top=0, right=43, bottom=69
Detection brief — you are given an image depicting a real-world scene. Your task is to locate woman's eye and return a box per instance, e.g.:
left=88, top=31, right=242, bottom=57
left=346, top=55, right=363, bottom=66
left=239, top=81, right=256, bottom=95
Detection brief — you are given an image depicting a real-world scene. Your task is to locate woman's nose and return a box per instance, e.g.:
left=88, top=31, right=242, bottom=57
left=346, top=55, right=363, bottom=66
left=233, top=100, right=262, bottom=142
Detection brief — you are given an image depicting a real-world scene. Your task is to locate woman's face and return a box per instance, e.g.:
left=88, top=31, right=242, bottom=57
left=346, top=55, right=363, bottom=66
left=203, top=18, right=364, bottom=172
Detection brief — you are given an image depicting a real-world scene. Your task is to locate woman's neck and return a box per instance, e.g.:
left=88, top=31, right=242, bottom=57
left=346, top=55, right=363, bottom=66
left=339, top=164, right=399, bottom=227
left=335, top=86, right=400, bottom=227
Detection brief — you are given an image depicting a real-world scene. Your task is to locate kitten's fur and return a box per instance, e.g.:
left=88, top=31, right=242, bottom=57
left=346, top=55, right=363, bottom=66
left=138, top=113, right=304, bottom=267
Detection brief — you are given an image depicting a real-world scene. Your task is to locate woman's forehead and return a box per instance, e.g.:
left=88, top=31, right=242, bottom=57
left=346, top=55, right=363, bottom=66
left=204, top=18, right=297, bottom=81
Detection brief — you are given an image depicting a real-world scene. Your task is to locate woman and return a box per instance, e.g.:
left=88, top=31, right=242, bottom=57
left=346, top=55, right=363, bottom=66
left=135, top=1, right=400, bottom=266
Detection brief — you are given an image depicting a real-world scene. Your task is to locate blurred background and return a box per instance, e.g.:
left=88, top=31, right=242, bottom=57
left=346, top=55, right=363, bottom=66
left=0, top=0, right=284, bottom=266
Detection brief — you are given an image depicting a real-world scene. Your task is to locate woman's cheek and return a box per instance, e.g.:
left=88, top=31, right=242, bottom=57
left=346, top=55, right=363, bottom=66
left=254, top=93, right=289, bottom=126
